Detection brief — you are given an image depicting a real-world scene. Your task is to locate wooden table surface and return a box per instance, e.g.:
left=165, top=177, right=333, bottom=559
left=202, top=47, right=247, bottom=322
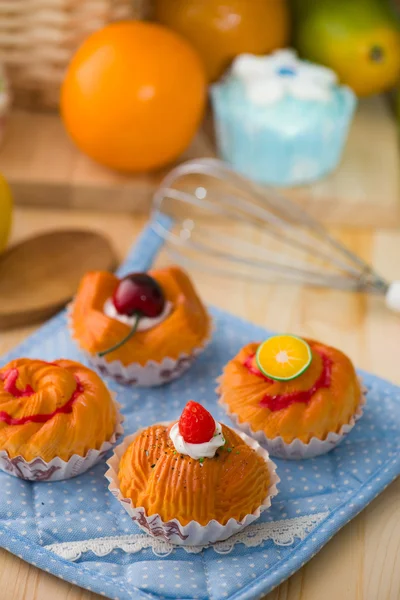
left=1, top=97, right=400, bottom=227
left=0, top=206, right=399, bottom=600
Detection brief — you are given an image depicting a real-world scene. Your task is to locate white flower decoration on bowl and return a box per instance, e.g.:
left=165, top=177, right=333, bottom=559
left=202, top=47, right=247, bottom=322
left=232, top=49, right=338, bottom=105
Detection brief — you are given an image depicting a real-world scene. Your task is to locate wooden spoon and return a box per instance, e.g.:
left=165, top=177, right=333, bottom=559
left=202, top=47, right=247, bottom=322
left=0, top=229, right=117, bottom=330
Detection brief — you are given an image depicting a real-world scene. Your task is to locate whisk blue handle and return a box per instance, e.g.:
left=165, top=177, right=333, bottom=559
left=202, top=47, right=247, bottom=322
left=117, top=212, right=173, bottom=276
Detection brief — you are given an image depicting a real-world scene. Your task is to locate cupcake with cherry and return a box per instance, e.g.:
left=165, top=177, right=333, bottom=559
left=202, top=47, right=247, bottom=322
left=70, top=266, right=211, bottom=386
left=218, top=334, right=365, bottom=459
left=0, top=358, right=123, bottom=481
left=106, top=401, right=279, bottom=545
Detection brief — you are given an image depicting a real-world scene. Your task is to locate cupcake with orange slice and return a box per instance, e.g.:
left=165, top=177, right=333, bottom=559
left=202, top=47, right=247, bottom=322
left=106, top=401, right=279, bottom=545
left=70, top=266, right=211, bottom=386
left=0, top=358, right=123, bottom=481
left=218, top=334, right=365, bottom=459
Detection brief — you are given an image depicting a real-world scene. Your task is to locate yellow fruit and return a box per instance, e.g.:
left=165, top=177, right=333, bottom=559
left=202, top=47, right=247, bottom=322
left=0, top=173, right=12, bottom=252
left=294, top=0, right=400, bottom=97
left=256, top=335, right=312, bottom=381
left=322, top=27, right=400, bottom=97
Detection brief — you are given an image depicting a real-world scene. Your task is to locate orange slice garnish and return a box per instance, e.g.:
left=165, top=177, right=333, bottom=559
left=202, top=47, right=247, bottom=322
left=256, top=334, right=312, bottom=381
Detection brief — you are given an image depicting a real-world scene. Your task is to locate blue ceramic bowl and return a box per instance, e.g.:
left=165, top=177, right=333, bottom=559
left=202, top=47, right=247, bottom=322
left=211, top=78, right=357, bottom=187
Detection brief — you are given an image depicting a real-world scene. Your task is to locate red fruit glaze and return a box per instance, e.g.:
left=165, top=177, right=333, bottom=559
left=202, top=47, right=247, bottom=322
left=112, top=273, right=165, bottom=318
left=0, top=369, right=84, bottom=426
left=2, top=368, right=34, bottom=397
left=243, top=349, right=332, bottom=411
left=179, top=401, right=216, bottom=444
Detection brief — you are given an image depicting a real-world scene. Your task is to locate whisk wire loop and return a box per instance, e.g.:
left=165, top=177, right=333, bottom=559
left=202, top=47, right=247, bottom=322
left=151, top=158, right=389, bottom=297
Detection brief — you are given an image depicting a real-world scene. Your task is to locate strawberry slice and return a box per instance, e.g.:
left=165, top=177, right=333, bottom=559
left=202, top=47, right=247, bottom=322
left=178, top=401, right=216, bottom=444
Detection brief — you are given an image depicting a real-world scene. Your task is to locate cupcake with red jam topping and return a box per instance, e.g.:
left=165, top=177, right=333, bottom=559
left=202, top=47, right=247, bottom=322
left=70, top=266, right=211, bottom=386
left=218, top=335, right=365, bottom=459
left=0, top=358, right=123, bottom=481
left=106, top=401, right=279, bottom=545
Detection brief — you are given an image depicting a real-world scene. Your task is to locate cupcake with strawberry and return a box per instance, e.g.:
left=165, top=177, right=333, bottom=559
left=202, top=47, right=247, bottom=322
left=218, top=334, right=365, bottom=459
left=106, top=401, right=279, bottom=545
left=69, top=266, right=211, bottom=386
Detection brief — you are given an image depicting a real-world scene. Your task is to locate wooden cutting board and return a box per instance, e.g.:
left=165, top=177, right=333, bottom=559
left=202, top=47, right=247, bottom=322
left=0, top=95, right=399, bottom=227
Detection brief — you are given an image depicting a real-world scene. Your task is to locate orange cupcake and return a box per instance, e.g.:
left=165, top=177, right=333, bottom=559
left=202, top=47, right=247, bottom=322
left=218, top=335, right=365, bottom=459
left=106, top=401, right=279, bottom=545
left=0, top=359, right=123, bottom=481
left=70, top=266, right=211, bottom=386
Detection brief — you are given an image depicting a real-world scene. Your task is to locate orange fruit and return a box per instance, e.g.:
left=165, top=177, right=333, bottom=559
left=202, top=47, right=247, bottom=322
left=256, top=335, right=312, bottom=381
left=61, top=21, right=206, bottom=173
left=155, top=0, right=290, bottom=82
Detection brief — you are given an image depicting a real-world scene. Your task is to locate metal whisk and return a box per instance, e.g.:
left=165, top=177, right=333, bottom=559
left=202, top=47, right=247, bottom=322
left=151, top=158, right=399, bottom=312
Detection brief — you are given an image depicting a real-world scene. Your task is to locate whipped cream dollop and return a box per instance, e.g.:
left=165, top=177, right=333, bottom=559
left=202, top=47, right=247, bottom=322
left=169, top=421, right=225, bottom=460
left=232, top=49, right=338, bottom=106
left=103, top=298, right=172, bottom=332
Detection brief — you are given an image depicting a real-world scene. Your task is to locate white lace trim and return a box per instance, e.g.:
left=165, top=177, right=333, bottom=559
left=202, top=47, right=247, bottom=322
left=46, top=512, right=328, bottom=560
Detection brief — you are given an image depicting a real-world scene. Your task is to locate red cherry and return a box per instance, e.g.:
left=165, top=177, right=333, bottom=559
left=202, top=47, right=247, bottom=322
left=179, top=401, right=216, bottom=444
left=98, top=273, right=165, bottom=358
left=113, top=273, right=165, bottom=318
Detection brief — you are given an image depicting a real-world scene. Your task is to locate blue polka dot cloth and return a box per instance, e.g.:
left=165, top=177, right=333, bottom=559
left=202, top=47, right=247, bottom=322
left=0, top=220, right=399, bottom=600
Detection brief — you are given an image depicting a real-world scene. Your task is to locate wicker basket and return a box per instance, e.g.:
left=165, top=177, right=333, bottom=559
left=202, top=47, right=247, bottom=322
left=0, top=0, right=150, bottom=110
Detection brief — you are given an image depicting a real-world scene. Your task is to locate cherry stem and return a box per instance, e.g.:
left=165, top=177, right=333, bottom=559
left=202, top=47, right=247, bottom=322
left=98, top=312, right=141, bottom=357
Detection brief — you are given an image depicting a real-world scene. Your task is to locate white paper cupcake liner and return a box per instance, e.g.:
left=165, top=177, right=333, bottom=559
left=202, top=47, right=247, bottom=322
left=105, top=425, right=280, bottom=546
left=87, top=340, right=210, bottom=387
left=68, top=304, right=212, bottom=387
left=0, top=397, right=124, bottom=482
left=219, top=387, right=366, bottom=460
